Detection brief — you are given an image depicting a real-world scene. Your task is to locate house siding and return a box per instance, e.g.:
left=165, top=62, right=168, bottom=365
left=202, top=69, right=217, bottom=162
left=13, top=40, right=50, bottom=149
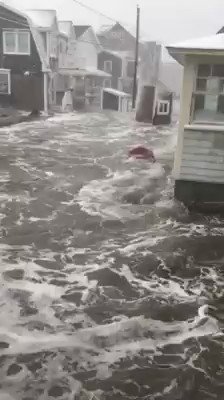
left=179, top=127, right=224, bottom=184
left=0, top=5, right=44, bottom=110
left=98, top=23, right=136, bottom=52
left=98, top=51, right=122, bottom=89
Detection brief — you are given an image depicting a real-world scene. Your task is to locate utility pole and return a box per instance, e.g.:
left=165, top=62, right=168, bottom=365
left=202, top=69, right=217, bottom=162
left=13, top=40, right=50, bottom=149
left=132, top=4, right=140, bottom=109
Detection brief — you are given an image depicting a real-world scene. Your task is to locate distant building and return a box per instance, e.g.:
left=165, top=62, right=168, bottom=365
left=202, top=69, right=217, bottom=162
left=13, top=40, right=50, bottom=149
left=98, top=49, right=135, bottom=94
left=159, top=61, right=183, bottom=99
left=70, top=25, right=110, bottom=108
left=97, top=22, right=137, bottom=94
left=97, top=22, right=137, bottom=53
left=0, top=3, right=51, bottom=112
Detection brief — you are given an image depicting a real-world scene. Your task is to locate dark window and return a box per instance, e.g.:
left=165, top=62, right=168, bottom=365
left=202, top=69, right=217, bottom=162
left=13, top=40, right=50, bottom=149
left=198, top=64, right=211, bottom=77
left=212, top=64, right=224, bottom=77
left=127, top=61, right=135, bottom=78
left=196, top=78, right=207, bottom=91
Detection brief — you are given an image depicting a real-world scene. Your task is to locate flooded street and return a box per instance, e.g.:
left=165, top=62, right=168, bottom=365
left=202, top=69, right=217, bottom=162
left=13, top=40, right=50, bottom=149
left=0, top=111, right=223, bottom=400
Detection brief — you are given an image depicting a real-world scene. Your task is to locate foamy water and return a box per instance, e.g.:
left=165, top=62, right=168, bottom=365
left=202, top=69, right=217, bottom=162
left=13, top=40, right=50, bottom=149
left=0, top=111, right=223, bottom=399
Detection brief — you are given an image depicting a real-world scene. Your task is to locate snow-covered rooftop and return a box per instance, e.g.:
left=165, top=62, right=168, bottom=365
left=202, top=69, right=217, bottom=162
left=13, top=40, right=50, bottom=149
left=26, top=9, right=57, bottom=31
left=103, top=88, right=131, bottom=97
left=167, top=33, right=224, bottom=52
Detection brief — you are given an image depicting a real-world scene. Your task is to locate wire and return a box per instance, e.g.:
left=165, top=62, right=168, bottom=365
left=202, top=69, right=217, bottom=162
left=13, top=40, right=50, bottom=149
left=71, top=0, right=117, bottom=23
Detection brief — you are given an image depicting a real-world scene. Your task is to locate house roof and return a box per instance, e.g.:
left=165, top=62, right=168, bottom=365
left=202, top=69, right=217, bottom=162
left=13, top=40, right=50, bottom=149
left=98, top=22, right=136, bottom=40
left=217, top=26, right=224, bottom=34
left=167, top=33, right=224, bottom=64
left=103, top=87, right=131, bottom=98
left=26, top=9, right=58, bottom=31
left=0, top=1, right=28, bottom=20
left=168, top=33, right=224, bottom=52
left=101, top=49, right=134, bottom=60
left=58, top=21, right=74, bottom=38
left=74, top=25, right=90, bottom=39
left=59, top=67, right=111, bottom=77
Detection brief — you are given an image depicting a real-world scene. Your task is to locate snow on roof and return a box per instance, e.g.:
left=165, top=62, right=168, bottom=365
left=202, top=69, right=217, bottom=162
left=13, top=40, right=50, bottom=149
left=58, top=21, right=73, bottom=37
left=0, top=1, right=27, bottom=19
left=103, top=88, right=131, bottom=97
left=59, top=67, right=111, bottom=77
left=101, top=49, right=134, bottom=59
left=26, top=9, right=57, bottom=31
left=167, top=33, right=224, bottom=52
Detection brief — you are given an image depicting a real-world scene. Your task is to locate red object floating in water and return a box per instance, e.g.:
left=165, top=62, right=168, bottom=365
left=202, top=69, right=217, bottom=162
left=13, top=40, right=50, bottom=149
left=128, top=146, right=156, bottom=162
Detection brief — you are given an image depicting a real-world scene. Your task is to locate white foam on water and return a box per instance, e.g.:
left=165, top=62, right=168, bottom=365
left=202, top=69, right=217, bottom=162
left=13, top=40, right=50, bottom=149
left=77, top=163, right=165, bottom=220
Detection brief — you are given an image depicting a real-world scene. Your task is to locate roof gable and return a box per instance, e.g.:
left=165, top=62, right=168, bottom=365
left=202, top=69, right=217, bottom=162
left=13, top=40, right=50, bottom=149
left=97, top=22, right=137, bottom=52
left=74, top=25, right=90, bottom=39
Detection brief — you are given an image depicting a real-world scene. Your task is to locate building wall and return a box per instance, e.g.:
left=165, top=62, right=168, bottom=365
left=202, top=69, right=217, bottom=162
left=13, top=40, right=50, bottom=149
left=98, top=23, right=136, bottom=52
left=98, top=51, right=122, bottom=89
left=179, top=126, right=224, bottom=184
left=0, top=5, right=43, bottom=110
left=174, top=54, right=224, bottom=179
left=75, top=29, right=98, bottom=69
left=174, top=56, right=194, bottom=179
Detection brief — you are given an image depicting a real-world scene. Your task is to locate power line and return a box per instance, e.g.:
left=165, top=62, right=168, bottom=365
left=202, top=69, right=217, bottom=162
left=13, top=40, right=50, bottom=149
left=71, top=0, right=117, bottom=23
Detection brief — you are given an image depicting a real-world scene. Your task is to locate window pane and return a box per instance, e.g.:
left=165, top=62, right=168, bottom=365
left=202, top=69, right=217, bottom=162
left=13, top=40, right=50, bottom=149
left=4, top=32, right=16, bottom=53
left=207, top=77, right=219, bottom=93
left=212, top=64, right=224, bottom=77
left=204, top=94, right=218, bottom=111
left=127, top=61, right=135, bottom=78
left=198, top=64, right=211, bottom=77
left=194, top=94, right=205, bottom=111
left=196, top=78, right=207, bottom=91
left=18, top=32, right=29, bottom=53
left=0, top=73, right=9, bottom=94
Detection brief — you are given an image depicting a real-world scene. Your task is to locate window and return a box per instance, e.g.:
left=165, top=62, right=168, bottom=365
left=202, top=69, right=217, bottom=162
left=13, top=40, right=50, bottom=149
left=3, top=30, right=30, bottom=55
left=157, top=100, right=170, bottom=115
left=192, top=64, right=224, bottom=123
left=0, top=69, right=11, bottom=95
left=103, top=79, right=111, bottom=88
left=127, top=60, right=135, bottom=78
left=104, top=60, right=112, bottom=73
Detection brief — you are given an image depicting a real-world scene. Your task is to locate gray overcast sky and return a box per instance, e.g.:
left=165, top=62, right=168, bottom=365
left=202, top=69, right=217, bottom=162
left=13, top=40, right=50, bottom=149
left=5, top=0, right=224, bottom=44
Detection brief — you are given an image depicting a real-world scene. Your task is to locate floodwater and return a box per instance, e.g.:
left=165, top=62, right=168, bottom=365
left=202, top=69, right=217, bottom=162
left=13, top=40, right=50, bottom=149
left=0, top=111, right=223, bottom=400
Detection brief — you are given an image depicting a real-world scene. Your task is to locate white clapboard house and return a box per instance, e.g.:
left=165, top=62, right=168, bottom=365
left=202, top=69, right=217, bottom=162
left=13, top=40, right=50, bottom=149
left=167, top=33, right=224, bottom=209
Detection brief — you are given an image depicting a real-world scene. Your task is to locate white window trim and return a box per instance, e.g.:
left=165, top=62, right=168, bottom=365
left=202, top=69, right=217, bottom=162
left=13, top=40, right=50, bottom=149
left=157, top=100, right=170, bottom=116
left=0, top=69, right=11, bottom=95
left=3, top=30, right=31, bottom=55
left=104, top=60, right=112, bottom=73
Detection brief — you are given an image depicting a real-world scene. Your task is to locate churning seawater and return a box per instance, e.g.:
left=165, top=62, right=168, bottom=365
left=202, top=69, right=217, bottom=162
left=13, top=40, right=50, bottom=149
left=0, top=111, right=223, bottom=400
